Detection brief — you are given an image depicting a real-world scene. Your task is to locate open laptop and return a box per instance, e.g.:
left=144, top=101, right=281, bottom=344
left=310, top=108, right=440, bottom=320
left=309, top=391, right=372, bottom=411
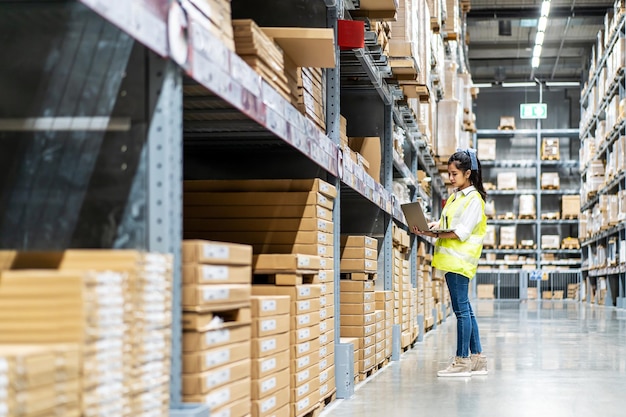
left=400, top=201, right=455, bottom=234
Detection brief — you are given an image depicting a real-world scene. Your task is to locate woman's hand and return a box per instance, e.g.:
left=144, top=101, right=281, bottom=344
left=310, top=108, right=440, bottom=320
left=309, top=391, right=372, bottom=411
left=412, top=226, right=437, bottom=238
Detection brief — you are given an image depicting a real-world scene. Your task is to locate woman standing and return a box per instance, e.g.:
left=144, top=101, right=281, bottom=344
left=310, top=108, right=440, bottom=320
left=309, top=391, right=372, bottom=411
left=413, top=149, right=488, bottom=377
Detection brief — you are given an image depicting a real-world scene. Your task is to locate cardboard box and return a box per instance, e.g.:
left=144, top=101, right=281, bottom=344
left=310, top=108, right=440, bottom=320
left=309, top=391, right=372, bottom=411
left=340, top=258, right=378, bottom=272
left=183, top=264, right=252, bottom=285
left=541, top=235, right=561, bottom=249
left=500, top=226, right=517, bottom=247
left=183, top=341, right=250, bottom=373
left=318, top=269, right=333, bottom=283
left=210, top=396, right=250, bottom=417
left=291, top=312, right=321, bottom=330
left=499, top=116, right=516, bottom=129
left=340, top=291, right=375, bottom=304
left=340, top=313, right=376, bottom=326
left=562, top=195, right=581, bottom=217
left=340, top=324, right=376, bottom=338
left=497, top=172, right=517, bottom=190
left=184, top=178, right=337, bottom=199
left=183, top=308, right=252, bottom=331
left=348, top=137, right=382, bottom=182
left=340, top=247, right=378, bottom=260
left=478, top=139, right=496, bottom=160
left=253, top=254, right=322, bottom=272
left=341, top=302, right=376, bottom=315
left=319, top=317, right=334, bottom=334
left=251, top=296, right=291, bottom=317
left=183, top=325, right=251, bottom=352
left=359, top=355, right=376, bottom=373
left=477, top=284, right=495, bottom=299
left=251, top=285, right=321, bottom=301
left=183, top=240, right=253, bottom=265
left=182, top=359, right=251, bottom=395
left=319, top=329, right=334, bottom=347
left=183, top=284, right=251, bottom=311
left=339, top=280, right=375, bottom=292
left=290, top=324, right=320, bottom=344
left=541, top=172, right=560, bottom=189
left=291, top=376, right=320, bottom=403
left=291, top=350, right=319, bottom=374
left=340, top=235, right=377, bottom=249
left=541, top=138, right=560, bottom=160
left=185, top=191, right=334, bottom=210
left=251, top=367, right=290, bottom=400
left=375, top=291, right=393, bottom=301
left=252, top=314, right=291, bottom=338
left=291, top=390, right=321, bottom=417
left=251, top=332, right=290, bottom=358
left=251, top=387, right=290, bottom=417
left=358, top=344, right=376, bottom=361
left=290, top=363, right=319, bottom=388
left=251, top=349, right=290, bottom=380
left=318, top=352, right=334, bottom=373
left=184, top=377, right=251, bottom=411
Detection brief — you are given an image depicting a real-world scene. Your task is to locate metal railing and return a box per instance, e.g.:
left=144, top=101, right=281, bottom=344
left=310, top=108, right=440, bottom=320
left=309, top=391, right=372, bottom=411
left=473, top=269, right=582, bottom=301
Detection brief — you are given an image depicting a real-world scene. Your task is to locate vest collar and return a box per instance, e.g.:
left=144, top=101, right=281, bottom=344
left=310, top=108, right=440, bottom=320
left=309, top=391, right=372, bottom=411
left=454, top=185, right=476, bottom=197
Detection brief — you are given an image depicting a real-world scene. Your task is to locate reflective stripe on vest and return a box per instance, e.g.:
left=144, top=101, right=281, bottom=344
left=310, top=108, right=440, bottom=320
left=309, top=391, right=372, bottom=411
left=432, top=190, right=487, bottom=279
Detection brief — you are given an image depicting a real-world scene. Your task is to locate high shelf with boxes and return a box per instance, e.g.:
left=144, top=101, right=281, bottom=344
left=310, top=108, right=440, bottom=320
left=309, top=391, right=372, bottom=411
left=475, top=127, right=581, bottom=299
left=0, top=0, right=474, bottom=415
left=579, top=1, right=626, bottom=308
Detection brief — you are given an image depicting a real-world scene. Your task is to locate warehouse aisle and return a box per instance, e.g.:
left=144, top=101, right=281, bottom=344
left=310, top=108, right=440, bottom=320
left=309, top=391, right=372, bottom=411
left=322, top=301, right=626, bottom=417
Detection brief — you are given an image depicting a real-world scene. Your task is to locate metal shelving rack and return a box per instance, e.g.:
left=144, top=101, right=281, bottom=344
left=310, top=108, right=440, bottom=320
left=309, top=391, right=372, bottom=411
left=475, top=126, right=581, bottom=299
left=579, top=11, right=626, bottom=309
left=0, top=0, right=454, bottom=414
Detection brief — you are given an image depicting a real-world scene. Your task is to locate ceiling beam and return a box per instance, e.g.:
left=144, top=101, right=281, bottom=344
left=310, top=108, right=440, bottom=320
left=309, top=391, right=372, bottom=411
left=468, top=40, right=592, bottom=49
left=467, top=5, right=610, bottom=19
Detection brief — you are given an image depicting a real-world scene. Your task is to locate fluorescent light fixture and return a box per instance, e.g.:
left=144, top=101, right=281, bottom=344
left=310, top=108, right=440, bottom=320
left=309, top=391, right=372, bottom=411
left=502, top=82, right=537, bottom=87
left=546, top=81, right=580, bottom=87
left=535, top=31, right=545, bottom=45
left=533, top=45, right=543, bottom=57
left=473, top=83, right=493, bottom=88
left=541, top=0, right=551, bottom=17
left=538, top=16, right=548, bottom=32
left=532, top=56, right=541, bottom=68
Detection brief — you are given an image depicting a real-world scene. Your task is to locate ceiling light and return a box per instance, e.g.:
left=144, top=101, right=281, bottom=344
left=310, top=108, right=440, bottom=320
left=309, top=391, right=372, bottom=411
left=532, top=57, right=541, bottom=68
left=533, top=45, right=543, bottom=57
left=538, top=16, right=548, bottom=32
left=535, top=31, right=545, bottom=46
left=473, top=83, right=493, bottom=88
left=502, top=82, right=537, bottom=87
left=541, top=0, right=551, bottom=17
left=546, top=81, right=580, bottom=87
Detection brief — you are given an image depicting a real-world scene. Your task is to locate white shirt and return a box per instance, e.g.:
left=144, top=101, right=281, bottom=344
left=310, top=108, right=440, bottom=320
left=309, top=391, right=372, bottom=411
left=441, top=186, right=483, bottom=242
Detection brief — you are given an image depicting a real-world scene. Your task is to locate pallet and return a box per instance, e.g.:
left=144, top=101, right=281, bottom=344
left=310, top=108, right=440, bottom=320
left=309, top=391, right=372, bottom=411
left=430, top=17, right=441, bottom=34
left=498, top=125, right=516, bottom=130
left=340, top=272, right=377, bottom=281
left=562, top=213, right=579, bottom=220
left=497, top=212, right=516, bottom=220
left=518, top=243, right=537, bottom=250
left=320, top=390, right=337, bottom=410
left=561, top=244, right=581, bottom=250
left=297, top=404, right=321, bottom=417
left=541, top=185, right=560, bottom=190
left=253, top=272, right=319, bottom=285
left=519, top=214, right=537, bottom=219
left=498, top=245, right=517, bottom=250
left=541, top=155, right=560, bottom=161
left=482, top=244, right=496, bottom=249
left=359, top=366, right=378, bottom=381
left=541, top=212, right=561, bottom=220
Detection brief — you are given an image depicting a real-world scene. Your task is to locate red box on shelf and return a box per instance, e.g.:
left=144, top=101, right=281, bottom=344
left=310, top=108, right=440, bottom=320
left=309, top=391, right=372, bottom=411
left=338, top=20, right=364, bottom=50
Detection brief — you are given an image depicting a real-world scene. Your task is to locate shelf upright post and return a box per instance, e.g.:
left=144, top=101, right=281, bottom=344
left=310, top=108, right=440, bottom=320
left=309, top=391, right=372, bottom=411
left=536, top=99, right=543, bottom=290
left=383, top=104, right=394, bottom=293
left=410, top=136, right=419, bottom=289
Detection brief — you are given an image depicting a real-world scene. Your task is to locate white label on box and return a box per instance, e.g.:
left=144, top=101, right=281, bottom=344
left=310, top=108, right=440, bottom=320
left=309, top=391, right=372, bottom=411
left=262, top=300, right=277, bottom=312
left=298, top=342, right=311, bottom=354
left=0, top=386, right=6, bottom=401
left=203, top=244, right=229, bottom=260
left=319, top=358, right=328, bottom=370
left=318, top=219, right=326, bottom=230
left=364, top=336, right=373, bottom=345
left=298, top=315, right=311, bottom=325
left=201, top=265, right=228, bottom=281
left=364, top=293, right=373, bottom=301
left=298, top=397, right=310, bottom=411
left=319, top=232, right=327, bottom=243
left=261, top=357, right=277, bottom=373
left=317, top=207, right=326, bottom=217
left=262, top=377, right=277, bottom=393
left=365, top=315, right=373, bottom=324
left=211, top=409, right=230, bottom=417
left=261, top=338, right=277, bottom=352
left=365, top=346, right=374, bottom=356
left=205, top=330, right=230, bottom=346
left=320, top=321, right=327, bottom=332
left=320, top=333, right=328, bottom=344
left=320, top=383, right=329, bottom=396
left=261, top=396, right=277, bottom=413
left=318, top=246, right=327, bottom=256
left=0, top=359, right=6, bottom=373
left=205, top=349, right=230, bottom=367
left=207, top=369, right=230, bottom=388
left=319, top=195, right=328, bottom=206
left=298, top=256, right=311, bottom=268
left=203, top=288, right=229, bottom=301
left=298, top=328, right=310, bottom=340
left=319, top=346, right=328, bottom=358
left=320, top=369, right=329, bottom=383
left=298, top=356, right=310, bottom=368
left=320, top=183, right=330, bottom=193
left=365, top=260, right=373, bottom=269
left=298, top=382, right=310, bottom=396
left=320, top=284, right=327, bottom=294
left=320, top=259, right=327, bottom=268
left=299, top=300, right=311, bottom=311
left=320, top=296, right=327, bottom=306
left=262, top=319, right=277, bottom=332
left=365, top=248, right=374, bottom=258
left=298, top=368, right=310, bottom=383
left=206, top=386, right=230, bottom=408
left=365, top=304, right=373, bottom=312
left=320, top=308, right=327, bottom=319
left=299, top=287, right=311, bottom=297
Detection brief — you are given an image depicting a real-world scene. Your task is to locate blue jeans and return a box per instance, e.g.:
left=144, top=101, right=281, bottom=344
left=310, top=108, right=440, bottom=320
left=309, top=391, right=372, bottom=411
left=445, top=272, right=482, bottom=358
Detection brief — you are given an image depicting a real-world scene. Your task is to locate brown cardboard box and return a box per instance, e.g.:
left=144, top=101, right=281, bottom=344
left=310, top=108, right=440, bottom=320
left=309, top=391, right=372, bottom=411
left=183, top=325, right=251, bottom=353
left=339, top=280, right=375, bottom=292
left=319, top=329, right=334, bottom=347
left=375, top=291, right=393, bottom=301
left=196, top=231, right=332, bottom=245
left=348, top=137, right=382, bottom=182
left=291, top=351, right=319, bottom=374
left=290, top=324, right=321, bottom=344
left=184, top=178, right=337, bottom=199
left=251, top=349, right=290, bottom=380
left=182, top=240, right=253, bottom=265
left=562, top=195, right=581, bottom=217
left=291, top=338, right=320, bottom=358
left=497, top=172, right=517, bottom=190
left=340, top=324, right=376, bottom=338
left=340, top=235, right=377, bottom=249
left=319, top=305, right=334, bottom=321
left=290, top=363, right=319, bottom=388
left=184, top=377, right=251, bottom=411
left=359, top=355, right=376, bottom=373
left=182, top=341, right=250, bottom=373
left=341, top=302, right=376, bottom=315
left=251, top=332, right=290, bottom=358
left=359, top=345, right=376, bottom=361
left=340, top=247, right=378, bottom=260
left=318, top=269, right=333, bottom=283
left=183, top=264, right=252, bottom=284
left=183, top=285, right=251, bottom=311
left=182, top=359, right=251, bottom=395
left=340, top=313, right=376, bottom=326
left=183, top=308, right=252, bottom=331
left=292, top=312, right=321, bottom=330
left=251, top=386, right=290, bottom=417
left=253, top=254, right=322, bottom=272
left=478, top=139, right=496, bottom=160
left=319, top=364, right=335, bottom=385
left=359, top=335, right=376, bottom=349
left=184, top=204, right=333, bottom=222
left=319, top=256, right=335, bottom=270
left=340, top=259, right=378, bottom=272
left=319, top=317, right=334, bottom=334
left=291, top=385, right=321, bottom=414
left=251, top=367, right=290, bottom=400
left=251, top=285, right=321, bottom=301
left=252, top=314, right=291, bottom=338
left=185, top=191, right=334, bottom=210
left=319, top=377, right=336, bottom=400
left=210, top=396, right=250, bottom=417
left=340, top=291, right=375, bottom=304
left=251, top=296, right=291, bottom=317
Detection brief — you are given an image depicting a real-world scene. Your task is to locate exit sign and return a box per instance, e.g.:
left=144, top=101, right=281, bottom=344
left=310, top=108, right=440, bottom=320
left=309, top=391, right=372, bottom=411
left=520, top=103, right=547, bottom=119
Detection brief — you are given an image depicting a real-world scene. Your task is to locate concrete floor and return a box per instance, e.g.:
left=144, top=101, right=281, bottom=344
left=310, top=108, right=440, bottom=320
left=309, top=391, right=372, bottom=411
left=322, top=300, right=626, bottom=417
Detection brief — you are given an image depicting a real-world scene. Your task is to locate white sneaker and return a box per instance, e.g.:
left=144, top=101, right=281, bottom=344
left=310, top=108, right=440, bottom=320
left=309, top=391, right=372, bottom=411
left=471, top=354, right=488, bottom=375
left=437, top=356, right=472, bottom=377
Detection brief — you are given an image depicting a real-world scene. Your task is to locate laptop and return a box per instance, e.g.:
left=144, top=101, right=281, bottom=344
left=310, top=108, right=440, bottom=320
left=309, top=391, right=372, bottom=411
left=400, top=201, right=455, bottom=234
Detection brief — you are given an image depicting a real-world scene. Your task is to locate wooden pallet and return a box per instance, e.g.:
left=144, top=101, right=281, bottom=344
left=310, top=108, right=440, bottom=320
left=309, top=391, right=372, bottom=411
left=498, top=125, right=515, bottom=130
left=320, top=390, right=337, bottom=409
left=541, top=155, right=560, bottom=161
left=541, top=212, right=561, bottom=220
left=430, top=17, right=441, bottom=33
left=518, top=243, right=537, bottom=249
left=499, top=245, right=517, bottom=250
left=482, top=244, right=496, bottom=249
left=297, top=404, right=321, bottom=417
left=253, top=271, right=319, bottom=285
left=519, top=214, right=537, bottom=219
left=562, top=213, right=579, bottom=220
left=541, top=185, right=560, bottom=190
left=359, top=366, right=378, bottom=381
left=340, top=272, right=377, bottom=281
left=498, top=212, right=516, bottom=220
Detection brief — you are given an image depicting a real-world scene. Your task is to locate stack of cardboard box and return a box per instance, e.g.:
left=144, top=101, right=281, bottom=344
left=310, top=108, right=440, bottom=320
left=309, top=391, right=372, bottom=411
left=181, top=240, right=253, bottom=416
left=375, top=291, right=394, bottom=360
left=0, top=344, right=81, bottom=417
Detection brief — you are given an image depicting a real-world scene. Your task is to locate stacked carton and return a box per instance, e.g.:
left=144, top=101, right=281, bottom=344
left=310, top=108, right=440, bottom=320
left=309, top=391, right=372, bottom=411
left=186, top=0, right=234, bottom=52
left=391, top=226, right=413, bottom=347
left=181, top=240, right=253, bottom=416
left=0, top=344, right=81, bottom=417
left=250, top=295, right=291, bottom=417
left=375, top=291, right=393, bottom=359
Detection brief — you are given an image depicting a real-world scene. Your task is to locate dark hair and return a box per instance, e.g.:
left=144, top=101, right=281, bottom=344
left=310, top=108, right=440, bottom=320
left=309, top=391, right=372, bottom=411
left=448, top=151, right=487, bottom=201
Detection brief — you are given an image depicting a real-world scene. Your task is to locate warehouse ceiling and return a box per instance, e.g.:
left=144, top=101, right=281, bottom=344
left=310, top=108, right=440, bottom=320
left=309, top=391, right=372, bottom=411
left=466, top=0, right=615, bottom=84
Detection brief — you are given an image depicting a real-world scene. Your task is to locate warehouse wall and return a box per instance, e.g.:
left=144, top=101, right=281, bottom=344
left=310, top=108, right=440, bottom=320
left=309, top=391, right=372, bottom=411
left=474, top=87, right=581, bottom=130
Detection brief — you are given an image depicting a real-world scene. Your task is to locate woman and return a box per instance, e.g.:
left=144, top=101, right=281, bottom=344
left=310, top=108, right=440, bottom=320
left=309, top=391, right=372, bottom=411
left=413, top=149, right=488, bottom=377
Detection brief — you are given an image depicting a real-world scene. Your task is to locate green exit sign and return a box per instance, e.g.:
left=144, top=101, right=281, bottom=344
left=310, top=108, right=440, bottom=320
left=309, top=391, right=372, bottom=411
left=520, top=103, right=547, bottom=119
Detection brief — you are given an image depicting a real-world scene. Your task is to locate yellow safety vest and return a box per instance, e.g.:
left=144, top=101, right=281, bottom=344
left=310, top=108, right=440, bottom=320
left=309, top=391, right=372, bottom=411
left=432, top=190, right=487, bottom=279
